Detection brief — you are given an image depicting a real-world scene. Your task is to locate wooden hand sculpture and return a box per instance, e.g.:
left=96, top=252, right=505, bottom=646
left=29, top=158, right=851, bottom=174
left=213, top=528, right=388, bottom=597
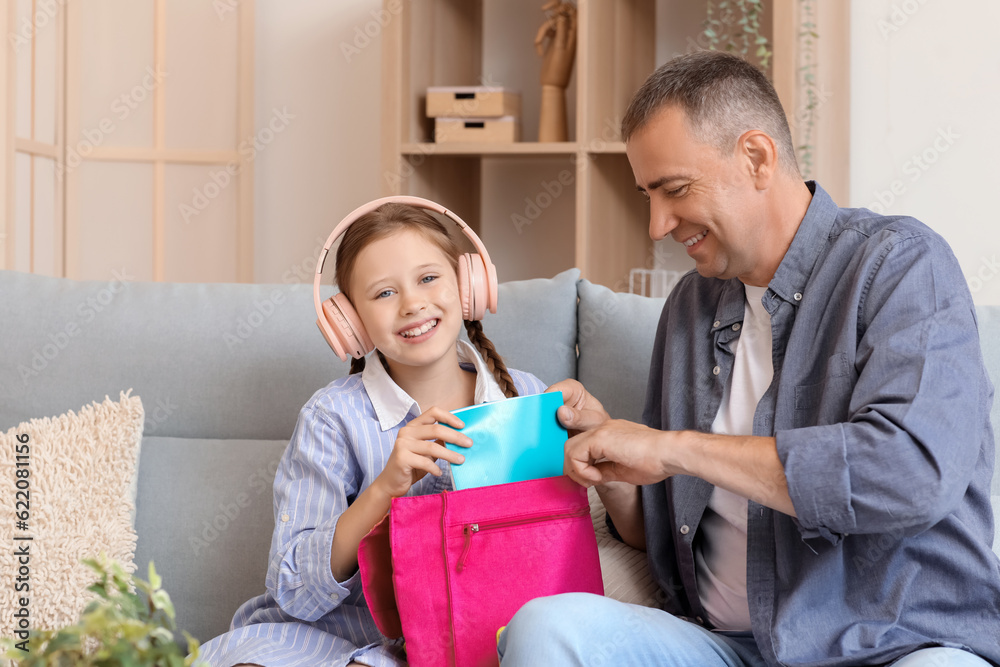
left=535, top=1, right=577, bottom=142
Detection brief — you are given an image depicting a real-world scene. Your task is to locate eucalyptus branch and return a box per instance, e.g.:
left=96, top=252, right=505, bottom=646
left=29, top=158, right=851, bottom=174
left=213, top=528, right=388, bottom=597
left=797, top=0, right=819, bottom=177
left=701, top=0, right=772, bottom=71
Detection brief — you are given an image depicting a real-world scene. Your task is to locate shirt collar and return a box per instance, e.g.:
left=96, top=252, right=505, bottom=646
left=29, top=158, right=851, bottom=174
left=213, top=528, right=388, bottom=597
left=711, top=182, right=837, bottom=331
left=768, top=181, right=839, bottom=306
left=361, top=339, right=506, bottom=431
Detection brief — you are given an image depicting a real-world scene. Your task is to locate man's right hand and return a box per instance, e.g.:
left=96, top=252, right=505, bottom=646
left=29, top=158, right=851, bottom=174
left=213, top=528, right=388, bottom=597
left=548, top=379, right=647, bottom=549
left=546, top=378, right=611, bottom=437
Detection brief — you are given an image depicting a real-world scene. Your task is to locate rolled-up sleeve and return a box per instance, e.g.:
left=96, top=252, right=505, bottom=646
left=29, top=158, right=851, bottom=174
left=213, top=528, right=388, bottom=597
left=265, top=404, right=360, bottom=621
left=777, top=233, right=989, bottom=542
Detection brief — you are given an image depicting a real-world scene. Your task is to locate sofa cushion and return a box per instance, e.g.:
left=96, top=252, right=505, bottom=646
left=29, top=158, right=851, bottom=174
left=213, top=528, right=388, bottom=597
left=476, top=268, right=579, bottom=387
left=133, top=436, right=288, bottom=645
left=588, top=487, right=659, bottom=607
left=0, top=270, right=340, bottom=440
left=0, top=268, right=579, bottom=441
left=0, top=392, right=144, bottom=637
left=576, top=279, right=667, bottom=423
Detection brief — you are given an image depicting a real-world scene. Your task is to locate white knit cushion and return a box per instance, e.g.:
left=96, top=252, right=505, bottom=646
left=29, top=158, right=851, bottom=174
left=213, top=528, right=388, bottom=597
left=0, top=392, right=144, bottom=637
left=589, top=486, right=661, bottom=607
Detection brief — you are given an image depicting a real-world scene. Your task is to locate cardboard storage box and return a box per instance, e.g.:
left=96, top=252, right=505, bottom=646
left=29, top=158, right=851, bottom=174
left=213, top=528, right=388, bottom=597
left=434, top=116, right=520, bottom=143
left=426, top=87, right=521, bottom=118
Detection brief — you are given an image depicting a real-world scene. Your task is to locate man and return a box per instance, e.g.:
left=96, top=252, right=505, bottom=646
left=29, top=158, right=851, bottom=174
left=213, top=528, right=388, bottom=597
left=498, top=51, right=1000, bottom=666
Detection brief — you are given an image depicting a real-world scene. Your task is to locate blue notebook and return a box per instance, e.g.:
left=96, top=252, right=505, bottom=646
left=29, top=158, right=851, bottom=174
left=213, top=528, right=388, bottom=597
left=445, top=392, right=568, bottom=490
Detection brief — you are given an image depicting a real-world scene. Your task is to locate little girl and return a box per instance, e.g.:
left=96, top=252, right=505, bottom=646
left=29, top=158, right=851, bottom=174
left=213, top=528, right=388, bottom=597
left=197, top=202, right=547, bottom=667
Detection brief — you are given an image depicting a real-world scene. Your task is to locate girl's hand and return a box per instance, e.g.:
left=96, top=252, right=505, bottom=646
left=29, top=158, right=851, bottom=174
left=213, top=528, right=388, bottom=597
left=373, top=407, right=471, bottom=499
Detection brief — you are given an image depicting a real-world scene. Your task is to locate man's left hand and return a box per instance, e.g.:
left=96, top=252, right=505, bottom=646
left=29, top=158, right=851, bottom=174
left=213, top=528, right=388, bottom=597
left=563, top=419, right=679, bottom=488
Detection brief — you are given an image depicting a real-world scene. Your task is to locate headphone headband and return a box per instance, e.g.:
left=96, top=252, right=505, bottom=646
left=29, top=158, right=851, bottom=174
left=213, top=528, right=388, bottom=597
left=313, top=196, right=499, bottom=361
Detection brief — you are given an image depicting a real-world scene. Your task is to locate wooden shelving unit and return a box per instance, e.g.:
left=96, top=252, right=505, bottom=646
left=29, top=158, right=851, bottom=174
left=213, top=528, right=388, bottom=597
left=380, top=0, right=847, bottom=290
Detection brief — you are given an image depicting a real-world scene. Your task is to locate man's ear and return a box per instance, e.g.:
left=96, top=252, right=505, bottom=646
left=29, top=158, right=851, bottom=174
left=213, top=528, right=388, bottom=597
left=738, top=130, right=778, bottom=188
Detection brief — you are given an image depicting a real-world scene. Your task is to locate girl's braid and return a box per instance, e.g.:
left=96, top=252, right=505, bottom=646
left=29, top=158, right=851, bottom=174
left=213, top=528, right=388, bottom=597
left=464, top=320, right=519, bottom=398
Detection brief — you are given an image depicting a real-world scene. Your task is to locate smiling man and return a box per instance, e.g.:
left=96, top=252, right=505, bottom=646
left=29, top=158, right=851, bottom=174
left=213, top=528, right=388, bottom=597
left=498, top=51, right=1000, bottom=667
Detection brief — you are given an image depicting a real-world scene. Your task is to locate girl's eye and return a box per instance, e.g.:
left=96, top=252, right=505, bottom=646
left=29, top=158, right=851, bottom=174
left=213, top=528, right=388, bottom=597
left=420, top=275, right=437, bottom=284
left=376, top=289, right=394, bottom=299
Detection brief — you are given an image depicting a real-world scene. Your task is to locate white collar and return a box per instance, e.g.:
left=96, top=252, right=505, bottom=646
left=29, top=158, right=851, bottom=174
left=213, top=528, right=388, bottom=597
left=362, top=339, right=507, bottom=431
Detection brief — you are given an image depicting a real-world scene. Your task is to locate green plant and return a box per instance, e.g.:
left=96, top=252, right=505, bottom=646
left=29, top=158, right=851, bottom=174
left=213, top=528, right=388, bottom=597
left=796, top=0, right=819, bottom=177
left=1, top=556, right=200, bottom=667
left=703, top=0, right=772, bottom=70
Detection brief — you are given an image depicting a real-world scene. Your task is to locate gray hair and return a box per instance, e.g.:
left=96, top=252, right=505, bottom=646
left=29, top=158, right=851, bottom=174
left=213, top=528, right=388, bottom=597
left=621, top=51, right=799, bottom=175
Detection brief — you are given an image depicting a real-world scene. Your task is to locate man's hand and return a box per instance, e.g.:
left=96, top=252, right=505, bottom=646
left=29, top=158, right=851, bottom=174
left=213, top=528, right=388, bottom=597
left=548, top=379, right=671, bottom=487
left=564, top=419, right=678, bottom=488
left=548, top=380, right=649, bottom=548
left=547, top=378, right=610, bottom=437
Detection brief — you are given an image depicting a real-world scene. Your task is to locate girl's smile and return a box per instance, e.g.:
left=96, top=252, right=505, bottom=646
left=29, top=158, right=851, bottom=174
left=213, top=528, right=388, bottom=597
left=398, top=317, right=440, bottom=340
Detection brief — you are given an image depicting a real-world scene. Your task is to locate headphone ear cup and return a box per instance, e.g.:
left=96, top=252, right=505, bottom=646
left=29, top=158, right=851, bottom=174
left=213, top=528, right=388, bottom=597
left=458, top=253, right=490, bottom=321
left=321, top=292, right=375, bottom=359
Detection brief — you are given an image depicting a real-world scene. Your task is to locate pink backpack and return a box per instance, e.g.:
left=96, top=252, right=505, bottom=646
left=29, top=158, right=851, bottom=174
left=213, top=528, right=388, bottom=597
left=358, top=475, right=605, bottom=666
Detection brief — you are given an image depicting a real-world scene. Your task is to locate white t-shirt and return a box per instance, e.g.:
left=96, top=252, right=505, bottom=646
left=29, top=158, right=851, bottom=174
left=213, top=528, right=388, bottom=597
left=695, top=284, right=773, bottom=631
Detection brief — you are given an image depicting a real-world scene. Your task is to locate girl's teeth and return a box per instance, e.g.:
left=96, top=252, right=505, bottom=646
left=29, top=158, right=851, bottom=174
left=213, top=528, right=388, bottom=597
left=684, top=231, right=707, bottom=247
left=402, top=320, right=437, bottom=337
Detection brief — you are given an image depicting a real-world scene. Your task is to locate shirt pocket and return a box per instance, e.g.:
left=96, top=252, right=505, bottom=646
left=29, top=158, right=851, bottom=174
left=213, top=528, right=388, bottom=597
left=793, top=352, right=853, bottom=427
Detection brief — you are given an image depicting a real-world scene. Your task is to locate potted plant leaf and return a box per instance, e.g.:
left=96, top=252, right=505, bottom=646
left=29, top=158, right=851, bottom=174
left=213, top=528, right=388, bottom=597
left=1, top=556, right=200, bottom=667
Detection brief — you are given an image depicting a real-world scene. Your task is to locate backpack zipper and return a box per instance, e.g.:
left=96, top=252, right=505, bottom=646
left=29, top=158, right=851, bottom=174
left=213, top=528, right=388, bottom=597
left=456, top=506, right=589, bottom=572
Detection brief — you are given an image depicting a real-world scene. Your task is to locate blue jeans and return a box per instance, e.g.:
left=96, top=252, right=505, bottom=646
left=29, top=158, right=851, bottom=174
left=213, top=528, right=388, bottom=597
left=496, top=593, right=992, bottom=667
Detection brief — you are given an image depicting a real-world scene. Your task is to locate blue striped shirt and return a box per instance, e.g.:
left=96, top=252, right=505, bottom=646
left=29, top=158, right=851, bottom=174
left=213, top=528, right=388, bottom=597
left=197, top=341, right=547, bottom=666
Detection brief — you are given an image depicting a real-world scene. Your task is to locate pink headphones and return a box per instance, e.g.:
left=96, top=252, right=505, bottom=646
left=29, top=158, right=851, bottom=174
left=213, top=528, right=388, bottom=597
left=313, top=195, right=499, bottom=361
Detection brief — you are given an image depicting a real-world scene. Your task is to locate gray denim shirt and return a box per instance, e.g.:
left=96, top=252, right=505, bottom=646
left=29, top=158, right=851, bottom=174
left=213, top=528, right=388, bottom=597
left=640, top=182, right=1000, bottom=666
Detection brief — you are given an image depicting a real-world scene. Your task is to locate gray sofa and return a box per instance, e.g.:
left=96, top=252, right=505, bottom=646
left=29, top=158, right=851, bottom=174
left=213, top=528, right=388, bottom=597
left=2, top=267, right=999, bottom=647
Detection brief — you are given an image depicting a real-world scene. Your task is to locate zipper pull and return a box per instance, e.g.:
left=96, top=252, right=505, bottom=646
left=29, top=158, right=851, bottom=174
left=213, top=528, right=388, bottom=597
left=457, top=523, right=479, bottom=572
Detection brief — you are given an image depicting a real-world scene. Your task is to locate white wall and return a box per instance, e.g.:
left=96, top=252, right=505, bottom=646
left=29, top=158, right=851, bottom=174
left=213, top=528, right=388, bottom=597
left=253, top=0, right=384, bottom=285
left=851, top=0, right=1000, bottom=304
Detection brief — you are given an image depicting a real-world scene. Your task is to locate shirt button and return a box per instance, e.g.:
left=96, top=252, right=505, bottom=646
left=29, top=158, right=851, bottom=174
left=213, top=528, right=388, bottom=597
left=281, top=514, right=290, bottom=522
left=679, top=524, right=690, bottom=535
left=712, top=366, right=721, bottom=376
left=696, top=616, right=704, bottom=624
left=331, top=592, right=339, bottom=601
left=793, top=292, right=803, bottom=301
left=713, top=320, right=721, bottom=328
left=732, top=323, right=741, bottom=331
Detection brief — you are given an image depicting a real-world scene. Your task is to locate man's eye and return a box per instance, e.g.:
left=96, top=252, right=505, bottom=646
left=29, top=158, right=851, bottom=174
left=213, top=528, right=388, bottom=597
left=667, top=185, right=689, bottom=197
